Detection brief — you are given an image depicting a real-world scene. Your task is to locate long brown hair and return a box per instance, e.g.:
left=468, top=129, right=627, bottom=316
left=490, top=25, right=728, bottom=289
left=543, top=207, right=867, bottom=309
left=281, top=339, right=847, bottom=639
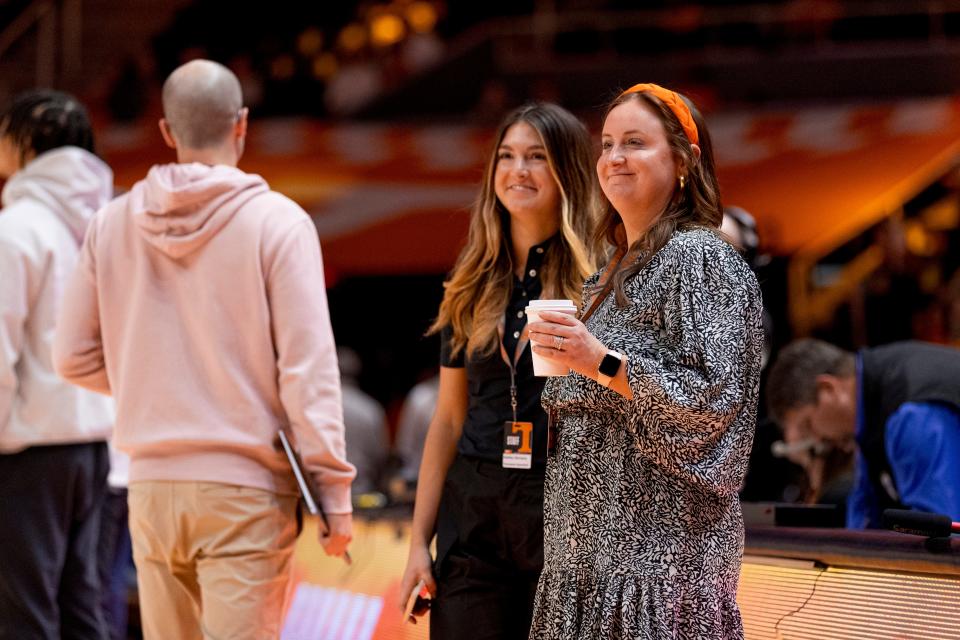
left=595, top=90, right=723, bottom=306
left=431, top=103, right=600, bottom=358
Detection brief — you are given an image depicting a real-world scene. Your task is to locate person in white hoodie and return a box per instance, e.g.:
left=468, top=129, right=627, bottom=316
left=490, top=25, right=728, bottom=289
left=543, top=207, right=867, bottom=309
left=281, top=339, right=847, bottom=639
left=0, top=90, right=114, bottom=639
left=53, top=60, right=355, bottom=640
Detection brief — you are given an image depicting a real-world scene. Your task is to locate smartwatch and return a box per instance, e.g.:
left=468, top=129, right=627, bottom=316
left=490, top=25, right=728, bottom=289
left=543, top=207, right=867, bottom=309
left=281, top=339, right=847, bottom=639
left=596, top=351, right=624, bottom=387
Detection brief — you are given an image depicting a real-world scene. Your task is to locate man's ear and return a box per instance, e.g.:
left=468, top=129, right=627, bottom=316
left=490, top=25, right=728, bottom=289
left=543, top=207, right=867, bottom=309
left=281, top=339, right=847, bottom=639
left=814, top=374, right=841, bottom=403
left=235, top=107, right=248, bottom=140
left=158, top=118, right=177, bottom=150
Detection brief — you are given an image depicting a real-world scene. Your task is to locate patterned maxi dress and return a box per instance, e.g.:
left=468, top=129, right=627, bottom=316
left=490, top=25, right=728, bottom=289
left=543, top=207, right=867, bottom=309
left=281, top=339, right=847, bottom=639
left=528, top=228, right=764, bottom=640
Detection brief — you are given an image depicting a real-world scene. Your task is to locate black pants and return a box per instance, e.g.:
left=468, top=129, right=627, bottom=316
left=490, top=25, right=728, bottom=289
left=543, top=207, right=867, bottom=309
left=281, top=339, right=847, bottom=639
left=0, top=442, right=110, bottom=640
left=96, top=487, right=132, bottom=640
left=431, top=455, right=544, bottom=640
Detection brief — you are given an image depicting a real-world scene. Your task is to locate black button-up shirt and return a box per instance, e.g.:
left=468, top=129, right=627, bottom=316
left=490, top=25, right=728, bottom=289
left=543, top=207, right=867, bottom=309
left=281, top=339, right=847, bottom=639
left=440, top=237, right=554, bottom=468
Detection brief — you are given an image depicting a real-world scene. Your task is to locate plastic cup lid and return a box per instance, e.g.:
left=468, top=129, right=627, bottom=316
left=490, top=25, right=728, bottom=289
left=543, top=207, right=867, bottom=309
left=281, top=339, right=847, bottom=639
left=526, top=299, right=576, bottom=309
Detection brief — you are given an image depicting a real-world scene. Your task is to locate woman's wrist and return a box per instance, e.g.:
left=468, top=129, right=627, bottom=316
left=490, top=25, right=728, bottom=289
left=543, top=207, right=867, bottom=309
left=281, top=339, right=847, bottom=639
left=587, top=342, right=609, bottom=380
left=409, top=529, right=432, bottom=549
left=597, top=349, right=627, bottom=388
left=593, top=344, right=608, bottom=372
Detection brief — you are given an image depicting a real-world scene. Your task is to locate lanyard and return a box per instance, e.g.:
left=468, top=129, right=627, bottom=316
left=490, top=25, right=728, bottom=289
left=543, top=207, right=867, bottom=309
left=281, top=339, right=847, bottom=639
left=496, top=243, right=624, bottom=426
left=497, top=317, right=530, bottom=425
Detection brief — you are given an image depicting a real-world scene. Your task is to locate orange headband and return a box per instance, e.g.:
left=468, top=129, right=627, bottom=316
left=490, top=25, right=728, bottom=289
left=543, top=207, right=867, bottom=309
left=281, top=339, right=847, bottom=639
left=619, top=83, right=699, bottom=146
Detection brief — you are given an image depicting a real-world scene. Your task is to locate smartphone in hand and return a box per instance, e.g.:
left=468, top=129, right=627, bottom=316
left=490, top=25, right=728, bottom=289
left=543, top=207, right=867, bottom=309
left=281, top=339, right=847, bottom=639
left=403, top=579, right=431, bottom=624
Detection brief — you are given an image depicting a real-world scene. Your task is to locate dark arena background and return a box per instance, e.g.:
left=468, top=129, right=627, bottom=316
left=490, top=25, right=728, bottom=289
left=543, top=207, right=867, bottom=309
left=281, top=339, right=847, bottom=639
left=3, top=1, right=960, bottom=638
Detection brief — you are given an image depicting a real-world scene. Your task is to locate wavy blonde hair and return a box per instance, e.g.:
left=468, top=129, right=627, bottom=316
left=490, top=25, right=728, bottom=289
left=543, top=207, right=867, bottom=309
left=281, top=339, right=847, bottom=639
left=594, top=89, right=723, bottom=306
left=431, top=103, right=600, bottom=358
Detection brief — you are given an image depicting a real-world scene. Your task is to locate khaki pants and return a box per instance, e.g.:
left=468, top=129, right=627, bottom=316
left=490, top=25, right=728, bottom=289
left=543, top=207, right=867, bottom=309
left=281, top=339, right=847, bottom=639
left=128, top=481, right=298, bottom=640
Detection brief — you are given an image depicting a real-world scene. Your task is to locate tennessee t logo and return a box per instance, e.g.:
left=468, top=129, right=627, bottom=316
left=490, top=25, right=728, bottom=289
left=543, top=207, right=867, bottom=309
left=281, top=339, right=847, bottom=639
left=511, top=422, right=533, bottom=454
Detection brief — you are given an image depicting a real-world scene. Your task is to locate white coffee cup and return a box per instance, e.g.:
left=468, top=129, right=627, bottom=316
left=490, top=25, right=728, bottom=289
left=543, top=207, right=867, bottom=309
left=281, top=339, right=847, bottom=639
left=525, top=299, right=577, bottom=376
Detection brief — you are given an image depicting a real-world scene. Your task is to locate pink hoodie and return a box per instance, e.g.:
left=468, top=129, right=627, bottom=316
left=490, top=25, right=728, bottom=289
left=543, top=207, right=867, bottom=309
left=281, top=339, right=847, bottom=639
left=53, top=163, right=355, bottom=513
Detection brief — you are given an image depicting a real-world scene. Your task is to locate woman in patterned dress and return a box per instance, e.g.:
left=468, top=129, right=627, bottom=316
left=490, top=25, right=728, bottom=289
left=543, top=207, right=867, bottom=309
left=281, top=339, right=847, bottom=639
left=526, top=84, right=764, bottom=639
left=398, top=103, right=599, bottom=639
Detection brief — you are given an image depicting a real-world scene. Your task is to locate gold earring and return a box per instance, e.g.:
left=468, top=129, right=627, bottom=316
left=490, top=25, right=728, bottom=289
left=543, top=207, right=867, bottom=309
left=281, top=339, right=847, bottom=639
left=679, top=175, right=686, bottom=190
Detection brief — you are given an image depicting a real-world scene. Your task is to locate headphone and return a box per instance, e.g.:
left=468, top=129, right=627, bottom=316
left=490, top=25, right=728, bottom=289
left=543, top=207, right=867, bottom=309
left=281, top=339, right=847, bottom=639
left=723, top=205, right=761, bottom=269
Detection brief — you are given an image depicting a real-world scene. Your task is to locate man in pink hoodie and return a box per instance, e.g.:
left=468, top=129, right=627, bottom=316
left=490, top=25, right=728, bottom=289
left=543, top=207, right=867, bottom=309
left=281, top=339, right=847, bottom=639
left=54, top=59, right=355, bottom=640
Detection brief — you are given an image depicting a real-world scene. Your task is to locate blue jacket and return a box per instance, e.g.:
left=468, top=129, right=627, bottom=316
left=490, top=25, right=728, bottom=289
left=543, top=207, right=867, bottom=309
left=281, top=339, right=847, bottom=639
left=848, top=356, right=960, bottom=528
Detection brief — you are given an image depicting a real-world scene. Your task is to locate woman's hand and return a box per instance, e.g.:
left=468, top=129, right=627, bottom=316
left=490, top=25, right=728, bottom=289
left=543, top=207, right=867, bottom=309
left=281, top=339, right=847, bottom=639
left=398, top=543, right=436, bottom=624
left=529, top=310, right=634, bottom=399
left=528, top=310, right=607, bottom=380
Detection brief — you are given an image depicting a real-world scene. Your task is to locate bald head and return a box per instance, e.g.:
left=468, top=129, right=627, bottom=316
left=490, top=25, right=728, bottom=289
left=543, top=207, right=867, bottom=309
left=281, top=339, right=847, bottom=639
left=162, top=59, right=242, bottom=150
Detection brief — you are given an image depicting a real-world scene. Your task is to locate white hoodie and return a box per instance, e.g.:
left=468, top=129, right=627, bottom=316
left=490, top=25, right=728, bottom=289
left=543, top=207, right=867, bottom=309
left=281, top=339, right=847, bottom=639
left=0, top=147, right=115, bottom=452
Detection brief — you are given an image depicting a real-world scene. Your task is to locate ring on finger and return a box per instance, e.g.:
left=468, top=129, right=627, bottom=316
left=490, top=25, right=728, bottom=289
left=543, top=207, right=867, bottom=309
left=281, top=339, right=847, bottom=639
left=553, top=335, right=564, bottom=351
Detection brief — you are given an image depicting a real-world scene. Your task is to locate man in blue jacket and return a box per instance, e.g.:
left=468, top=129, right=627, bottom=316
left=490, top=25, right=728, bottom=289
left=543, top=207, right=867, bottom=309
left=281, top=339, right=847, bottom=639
left=767, top=339, right=960, bottom=529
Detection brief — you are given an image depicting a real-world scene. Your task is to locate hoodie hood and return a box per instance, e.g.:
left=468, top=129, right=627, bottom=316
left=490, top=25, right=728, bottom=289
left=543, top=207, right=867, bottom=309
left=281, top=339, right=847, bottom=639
left=1, top=146, right=113, bottom=244
left=128, top=163, right=269, bottom=258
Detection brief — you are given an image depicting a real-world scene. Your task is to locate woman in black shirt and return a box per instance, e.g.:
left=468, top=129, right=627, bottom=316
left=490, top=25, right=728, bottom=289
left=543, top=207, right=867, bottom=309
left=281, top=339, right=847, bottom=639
left=399, top=103, right=600, bottom=639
